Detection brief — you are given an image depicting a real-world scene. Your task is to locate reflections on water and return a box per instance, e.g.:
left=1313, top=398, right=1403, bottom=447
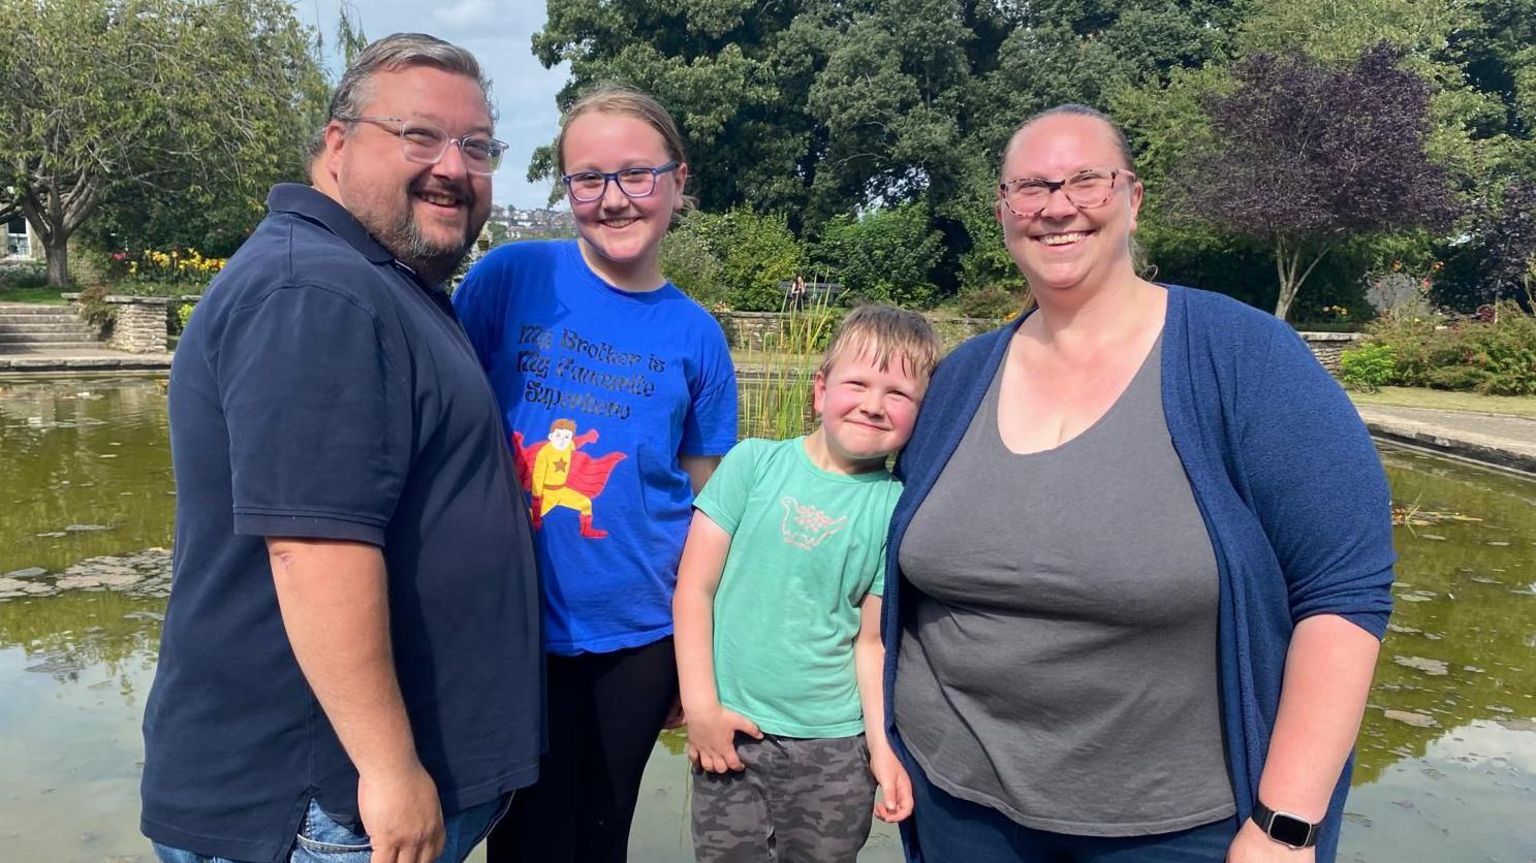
left=0, top=376, right=174, bottom=577
left=1343, top=449, right=1536, bottom=863
left=0, top=377, right=1531, bottom=862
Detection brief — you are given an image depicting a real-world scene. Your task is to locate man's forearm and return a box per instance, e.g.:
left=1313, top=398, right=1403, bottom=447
left=267, top=538, right=420, bottom=777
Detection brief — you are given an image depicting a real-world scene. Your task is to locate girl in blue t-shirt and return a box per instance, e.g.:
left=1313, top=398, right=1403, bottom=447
left=453, top=86, right=738, bottom=863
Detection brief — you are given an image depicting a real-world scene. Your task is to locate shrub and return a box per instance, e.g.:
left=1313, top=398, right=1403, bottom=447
left=0, top=261, right=48, bottom=289
left=1362, top=314, right=1443, bottom=386
left=952, top=286, right=1022, bottom=321
left=810, top=203, right=942, bottom=309
left=1457, top=303, right=1536, bottom=395
left=669, top=210, right=803, bottom=312
left=75, top=283, right=116, bottom=333
left=660, top=224, right=727, bottom=309
left=1424, top=365, right=1493, bottom=391
left=1338, top=342, right=1396, bottom=391
left=1362, top=301, right=1536, bottom=394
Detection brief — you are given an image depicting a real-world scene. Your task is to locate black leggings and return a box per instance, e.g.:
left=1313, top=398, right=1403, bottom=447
left=487, top=636, right=678, bottom=863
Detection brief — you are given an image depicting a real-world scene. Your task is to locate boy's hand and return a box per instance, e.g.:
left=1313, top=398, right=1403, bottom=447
left=870, top=746, right=914, bottom=823
left=685, top=704, right=762, bottom=773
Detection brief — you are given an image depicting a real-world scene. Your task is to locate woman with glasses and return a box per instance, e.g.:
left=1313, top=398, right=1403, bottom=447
left=453, top=87, right=737, bottom=863
left=882, top=104, right=1394, bottom=863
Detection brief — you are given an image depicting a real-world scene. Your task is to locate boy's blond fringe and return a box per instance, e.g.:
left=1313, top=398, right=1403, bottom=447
left=817, top=304, right=942, bottom=386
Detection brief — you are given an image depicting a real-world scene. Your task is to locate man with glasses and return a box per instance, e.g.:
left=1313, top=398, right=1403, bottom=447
left=142, top=33, right=541, bottom=863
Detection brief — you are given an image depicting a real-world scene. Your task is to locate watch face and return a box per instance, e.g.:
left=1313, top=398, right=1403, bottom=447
left=1270, top=813, right=1314, bottom=847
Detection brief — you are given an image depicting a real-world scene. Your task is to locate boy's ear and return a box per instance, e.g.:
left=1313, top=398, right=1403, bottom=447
left=812, top=369, right=828, bottom=415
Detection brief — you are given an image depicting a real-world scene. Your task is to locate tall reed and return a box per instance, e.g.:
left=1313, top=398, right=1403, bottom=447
left=736, top=288, right=839, bottom=440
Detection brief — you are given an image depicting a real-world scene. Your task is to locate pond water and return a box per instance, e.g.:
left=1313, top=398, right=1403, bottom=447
left=1, top=375, right=1531, bottom=863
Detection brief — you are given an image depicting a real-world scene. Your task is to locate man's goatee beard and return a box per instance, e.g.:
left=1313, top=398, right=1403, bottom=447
left=379, top=217, right=475, bottom=286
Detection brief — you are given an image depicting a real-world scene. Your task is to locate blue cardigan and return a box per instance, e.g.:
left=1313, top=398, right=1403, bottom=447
left=882, top=285, right=1395, bottom=862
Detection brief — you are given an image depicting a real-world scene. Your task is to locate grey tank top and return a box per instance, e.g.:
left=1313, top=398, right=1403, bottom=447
left=894, top=334, right=1236, bottom=836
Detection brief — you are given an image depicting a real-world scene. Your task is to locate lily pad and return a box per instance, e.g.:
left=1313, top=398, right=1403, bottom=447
left=1383, top=709, right=1438, bottom=727
left=1393, top=655, right=1449, bottom=676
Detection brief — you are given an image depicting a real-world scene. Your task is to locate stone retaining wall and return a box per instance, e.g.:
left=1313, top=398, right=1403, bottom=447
left=62, top=295, right=173, bottom=354
left=106, top=297, right=171, bottom=354
left=139, top=300, right=1364, bottom=369
left=716, top=310, right=1361, bottom=370
left=716, top=311, right=997, bottom=352
left=1299, top=331, right=1363, bottom=372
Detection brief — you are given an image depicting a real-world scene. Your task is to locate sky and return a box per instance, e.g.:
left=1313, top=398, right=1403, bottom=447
left=292, top=0, right=569, bottom=209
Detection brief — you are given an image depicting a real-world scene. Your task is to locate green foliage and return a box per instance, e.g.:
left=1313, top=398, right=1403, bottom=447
left=176, top=303, right=196, bottom=333
left=811, top=203, right=942, bottom=308
left=74, top=283, right=116, bottom=332
left=1363, top=303, right=1536, bottom=394
left=1338, top=342, right=1398, bottom=391
left=660, top=221, right=727, bottom=309
left=530, top=0, right=1536, bottom=312
left=0, top=262, right=47, bottom=290
left=0, top=0, right=326, bottom=283
left=1458, top=307, right=1536, bottom=395
left=533, top=0, right=1241, bottom=304
left=1166, top=45, right=1453, bottom=319
left=667, top=209, right=803, bottom=311
left=952, top=286, right=1023, bottom=321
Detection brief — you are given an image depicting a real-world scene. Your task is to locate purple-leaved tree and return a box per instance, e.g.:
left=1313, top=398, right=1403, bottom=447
left=1171, top=44, right=1456, bottom=320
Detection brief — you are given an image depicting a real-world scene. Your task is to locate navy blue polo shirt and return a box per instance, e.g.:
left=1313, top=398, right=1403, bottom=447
left=142, top=184, right=542, bottom=862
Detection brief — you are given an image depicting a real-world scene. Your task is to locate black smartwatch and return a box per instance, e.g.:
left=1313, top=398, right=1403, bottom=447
left=1251, top=800, right=1320, bottom=849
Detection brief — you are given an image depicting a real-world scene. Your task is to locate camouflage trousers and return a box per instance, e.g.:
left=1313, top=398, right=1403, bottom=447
left=691, top=732, right=875, bottom=863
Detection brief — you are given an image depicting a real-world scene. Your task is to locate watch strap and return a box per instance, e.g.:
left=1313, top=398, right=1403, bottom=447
left=1252, top=800, right=1320, bottom=849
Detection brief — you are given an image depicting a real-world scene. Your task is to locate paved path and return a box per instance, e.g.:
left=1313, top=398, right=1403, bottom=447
left=1355, top=403, right=1536, bottom=477
left=0, top=345, right=173, bottom=372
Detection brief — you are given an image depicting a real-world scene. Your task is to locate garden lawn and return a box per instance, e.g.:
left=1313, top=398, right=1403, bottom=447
left=1348, top=386, right=1536, bottom=420
left=0, top=286, right=67, bottom=305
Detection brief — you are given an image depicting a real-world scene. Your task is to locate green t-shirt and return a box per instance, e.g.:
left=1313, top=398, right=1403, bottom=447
left=694, top=436, right=900, bottom=738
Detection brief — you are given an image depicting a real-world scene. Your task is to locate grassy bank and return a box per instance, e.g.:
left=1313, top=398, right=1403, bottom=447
left=1347, top=386, right=1536, bottom=419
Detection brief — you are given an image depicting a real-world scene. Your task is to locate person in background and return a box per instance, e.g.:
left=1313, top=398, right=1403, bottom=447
left=453, top=86, right=738, bottom=863
left=883, top=104, right=1395, bottom=863
left=675, top=305, right=941, bottom=862
left=142, top=33, right=541, bottom=863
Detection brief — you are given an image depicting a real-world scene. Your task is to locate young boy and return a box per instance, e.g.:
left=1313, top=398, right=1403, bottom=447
left=674, top=304, right=943, bottom=862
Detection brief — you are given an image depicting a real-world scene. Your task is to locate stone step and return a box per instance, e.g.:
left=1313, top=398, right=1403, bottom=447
left=0, top=321, right=98, bottom=335
left=0, top=303, right=72, bottom=316
left=0, top=341, right=106, bottom=353
left=0, top=309, right=83, bottom=319
left=0, top=330, right=103, bottom=345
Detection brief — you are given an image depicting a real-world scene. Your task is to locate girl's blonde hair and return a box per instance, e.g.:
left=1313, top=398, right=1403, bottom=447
left=555, top=85, right=696, bottom=210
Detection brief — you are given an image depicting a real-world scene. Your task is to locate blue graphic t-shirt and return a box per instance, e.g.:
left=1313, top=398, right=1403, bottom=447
left=454, top=239, right=738, bottom=654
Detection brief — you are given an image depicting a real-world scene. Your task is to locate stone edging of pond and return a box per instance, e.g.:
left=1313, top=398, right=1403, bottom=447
left=1359, top=407, right=1536, bottom=479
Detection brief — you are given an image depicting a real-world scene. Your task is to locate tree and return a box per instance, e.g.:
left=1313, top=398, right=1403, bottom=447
left=0, top=0, right=325, bottom=285
left=1434, top=179, right=1536, bottom=311
left=531, top=0, right=1236, bottom=301
left=666, top=209, right=804, bottom=311
left=811, top=203, right=944, bottom=308
left=1167, top=45, right=1455, bottom=319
